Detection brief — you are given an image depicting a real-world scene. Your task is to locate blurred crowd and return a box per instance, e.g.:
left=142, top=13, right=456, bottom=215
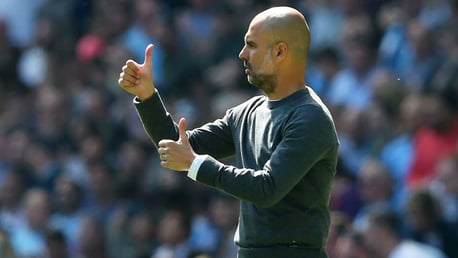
left=0, top=0, right=457, bottom=258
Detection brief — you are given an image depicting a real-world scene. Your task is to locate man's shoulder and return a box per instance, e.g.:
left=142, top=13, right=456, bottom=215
left=231, top=94, right=266, bottom=112
left=302, top=87, right=335, bottom=123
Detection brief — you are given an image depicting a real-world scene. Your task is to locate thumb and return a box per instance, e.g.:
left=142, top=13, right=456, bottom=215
left=143, top=44, right=154, bottom=70
left=178, top=117, right=189, bottom=144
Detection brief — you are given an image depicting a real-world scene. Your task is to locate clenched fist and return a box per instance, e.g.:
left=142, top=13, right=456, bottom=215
left=158, top=118, right=197, bottom=172
left=118, top=44, right=156, bottom=101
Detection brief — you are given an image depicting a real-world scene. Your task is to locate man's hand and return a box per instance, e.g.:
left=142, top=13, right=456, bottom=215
left=158, top=118, right=197, bottom=171
left=118, top=44, right=156, bottom=101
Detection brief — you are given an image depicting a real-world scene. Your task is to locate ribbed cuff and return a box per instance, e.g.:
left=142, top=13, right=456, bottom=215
left=187, top=155, right=207, bottom=181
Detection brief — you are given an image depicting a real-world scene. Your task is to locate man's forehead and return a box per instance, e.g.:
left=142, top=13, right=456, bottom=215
left=244, top=18, right=266, bottom=40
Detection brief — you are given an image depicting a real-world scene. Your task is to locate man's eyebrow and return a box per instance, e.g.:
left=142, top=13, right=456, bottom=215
left=246, top=39, right=256, bottom=46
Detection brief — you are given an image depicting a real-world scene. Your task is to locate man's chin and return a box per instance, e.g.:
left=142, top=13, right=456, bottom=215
left=247, top=74, right=277, bottom=94
left=247, top=75, right=255, bottom=85
left=247, top=77, right=261, bottom=89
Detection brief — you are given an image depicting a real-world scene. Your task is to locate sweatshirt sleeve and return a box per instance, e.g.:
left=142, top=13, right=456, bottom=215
left=134, top=92, right=180, bottom=146
left=134, top=91, right=235, bottom=159
left=194, top=105, right=338, bottom=207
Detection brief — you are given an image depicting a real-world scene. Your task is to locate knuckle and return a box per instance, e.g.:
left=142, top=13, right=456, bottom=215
left=120, top=80, right=129, bottom=87
left=118, top=79, right=126, bottom=86
left=160, top=140, right=171, bottom=145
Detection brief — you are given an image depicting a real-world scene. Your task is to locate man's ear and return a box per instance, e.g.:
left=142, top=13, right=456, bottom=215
left=275, top=42, right=288, bottom=61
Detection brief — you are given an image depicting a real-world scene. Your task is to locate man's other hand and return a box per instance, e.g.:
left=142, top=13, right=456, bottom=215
left=158, top=118, right=197, bottom=171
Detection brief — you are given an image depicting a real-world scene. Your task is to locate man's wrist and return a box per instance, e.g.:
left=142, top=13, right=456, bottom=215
left=188, top=155, right=207, bottom=181
left=137, top=88, right=156, bottom=101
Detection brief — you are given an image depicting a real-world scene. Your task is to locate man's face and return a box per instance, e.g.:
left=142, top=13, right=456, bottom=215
left=238, top=19, right=277, bottom=93
left=362, top=223, right=383, bottom=256
left=436, top=159, right=458, bottom=195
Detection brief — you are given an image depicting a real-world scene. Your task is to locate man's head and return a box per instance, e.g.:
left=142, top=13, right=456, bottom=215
left=24, top=188, right=51, bottom=231
left=238, top=6, right=310, bottom=95
left=422, top=93, right=455, bottom=132
left=436, top=153, right=458, bottom=196
left=358, top=159, right=394, bottom=205
left=405, top=188, right=442, bottom=232
left=45, top=230, right=68, bottom=258
left=363, top=209, right=403, bottom=257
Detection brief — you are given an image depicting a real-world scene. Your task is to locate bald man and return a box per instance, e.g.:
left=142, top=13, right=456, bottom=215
left=118, top=6, right=339, bottom=258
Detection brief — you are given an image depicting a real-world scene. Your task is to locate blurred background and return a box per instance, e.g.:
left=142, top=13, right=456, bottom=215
left=0, top=0, right=457, bottom=258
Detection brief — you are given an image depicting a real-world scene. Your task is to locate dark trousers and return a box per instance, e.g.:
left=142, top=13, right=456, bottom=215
left=237, top=246, right=327, bottom=258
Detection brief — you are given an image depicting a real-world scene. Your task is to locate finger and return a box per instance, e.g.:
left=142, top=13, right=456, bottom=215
left=158, top=146, right=168, bottom=155
left=120, top=72, right=138, bottom=85
left=160, top=160, right=169, bottom=168
left=158, top=139, right=174, bottom=147
left=122, top=65, right=139, bottom=78
left=143, top=44, right=154, bottom=70
left=126, top=60, right=139, bottom=70
left=118, top=78, right=135, bottom=88
left=159, top=154, right=169, bottom=161
left=178, top=117, right=188, bottom=143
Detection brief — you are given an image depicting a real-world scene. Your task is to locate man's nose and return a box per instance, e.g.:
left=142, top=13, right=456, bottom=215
left=239, top=45, right=247, bottom=60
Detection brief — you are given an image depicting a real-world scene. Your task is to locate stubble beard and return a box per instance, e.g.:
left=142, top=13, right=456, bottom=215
left=247, top=50, right=277, bottom=94
left=248, top=73, right=277, bottom=94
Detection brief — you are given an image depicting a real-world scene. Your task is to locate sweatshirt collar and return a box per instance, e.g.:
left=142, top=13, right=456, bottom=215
left=267, top=88, right=309, bottom=109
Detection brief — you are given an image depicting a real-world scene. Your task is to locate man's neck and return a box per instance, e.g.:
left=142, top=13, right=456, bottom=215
left=265, top=81, right=305, bottom=100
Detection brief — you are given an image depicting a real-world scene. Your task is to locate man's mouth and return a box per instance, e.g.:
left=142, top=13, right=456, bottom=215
left=244, top=63, right=251, bottom=74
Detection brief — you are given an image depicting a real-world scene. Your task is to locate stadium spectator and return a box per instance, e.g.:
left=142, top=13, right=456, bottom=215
left=43, top=230, right=68, bottom=258
left=404, top=188, right=458, bottom=258
left=0, top=228, right=17, bottom=258
left=353, top=159, right=394, bottom=230
left=77, top=216, right=111, bottom=258
left=153, top=208, right=193, bottom=258
left=432, top=154, right=458, bottom=225
left=362, top=209, right=447, bottom=258
left=50, top=176, right=85, bottom=257
left=407, top=94, right=458, bottom=188
left=10, top=188, right=52, bottom=258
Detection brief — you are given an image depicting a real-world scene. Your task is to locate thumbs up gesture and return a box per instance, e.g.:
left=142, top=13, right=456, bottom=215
left=158, top=118, right=197, bottom=171
left=118, top=44, right=156, bottom=101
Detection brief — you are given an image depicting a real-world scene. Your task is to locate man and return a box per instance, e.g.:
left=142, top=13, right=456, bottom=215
left=44, top=230, right=68, bottom=258
left=362, top=209, right=447, bottom=258
left=118, top=6, right=339, bottom=258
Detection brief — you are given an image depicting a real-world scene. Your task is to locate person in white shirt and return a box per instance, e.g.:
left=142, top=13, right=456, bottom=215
left=362, top=209, right=447, bottom=258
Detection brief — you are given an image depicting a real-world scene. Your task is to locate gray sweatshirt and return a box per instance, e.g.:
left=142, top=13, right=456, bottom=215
left=135, top=87, right=339, bottom=258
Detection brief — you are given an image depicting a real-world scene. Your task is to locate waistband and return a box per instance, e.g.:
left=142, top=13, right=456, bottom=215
left=237, top=245, right=327, bottom=258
